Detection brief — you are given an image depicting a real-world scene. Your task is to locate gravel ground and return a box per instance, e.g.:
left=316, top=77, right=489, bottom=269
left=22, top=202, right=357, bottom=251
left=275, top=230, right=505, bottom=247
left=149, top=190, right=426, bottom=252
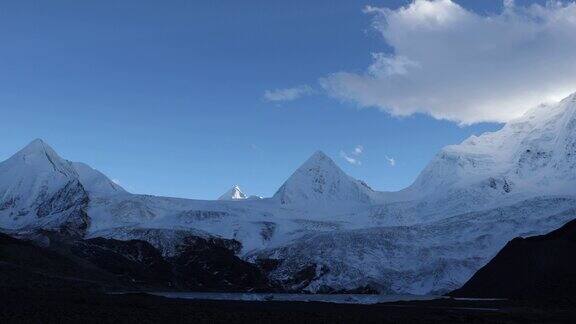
left=2, top=288, right=576, bottom=324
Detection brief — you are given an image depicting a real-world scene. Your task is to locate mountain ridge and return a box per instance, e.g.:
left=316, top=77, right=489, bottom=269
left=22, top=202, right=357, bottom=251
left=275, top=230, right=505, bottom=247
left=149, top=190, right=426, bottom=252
left=3, top=92, right=576, bottom=294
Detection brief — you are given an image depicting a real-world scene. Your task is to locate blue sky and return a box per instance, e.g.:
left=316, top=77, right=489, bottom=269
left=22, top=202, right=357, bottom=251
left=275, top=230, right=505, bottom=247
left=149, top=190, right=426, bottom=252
left=1, top=0, right=573, bottom=199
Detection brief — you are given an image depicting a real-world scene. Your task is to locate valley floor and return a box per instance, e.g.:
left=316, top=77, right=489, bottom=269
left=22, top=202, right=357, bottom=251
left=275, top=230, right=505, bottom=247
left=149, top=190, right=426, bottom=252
left=1, top=288, right=575, bottom=323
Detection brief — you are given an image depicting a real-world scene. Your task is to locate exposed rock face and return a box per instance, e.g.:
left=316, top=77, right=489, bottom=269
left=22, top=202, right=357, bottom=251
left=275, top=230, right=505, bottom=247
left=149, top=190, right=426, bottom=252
left=0, top=232, right=117, bottom=291
left=88, top=227, right=240, bottom=256
left=36, top=180, right=91, bottom=237
left=169, top=235, right=272, bottom=291
left=450, top=218, right=576, bottom=301
left=0, top=230, right=275, bottom=292
left=70, top=237, right=175, bottom=288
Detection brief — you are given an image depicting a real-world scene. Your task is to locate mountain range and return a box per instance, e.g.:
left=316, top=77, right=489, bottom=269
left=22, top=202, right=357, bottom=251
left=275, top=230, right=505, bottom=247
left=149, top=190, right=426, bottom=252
left=3, top=92, right=576, bottom=294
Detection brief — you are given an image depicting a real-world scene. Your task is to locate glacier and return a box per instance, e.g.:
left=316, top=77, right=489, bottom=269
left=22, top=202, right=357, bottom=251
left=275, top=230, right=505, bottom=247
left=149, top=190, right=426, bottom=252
left=2, top=92, right=576, bottom=294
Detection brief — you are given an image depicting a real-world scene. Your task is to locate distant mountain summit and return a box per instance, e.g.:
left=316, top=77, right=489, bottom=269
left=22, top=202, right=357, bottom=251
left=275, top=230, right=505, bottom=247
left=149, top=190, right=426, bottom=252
left=0, top=139, right=125, bottom=235
left=273, top=150, right=375, bottom=205
left=0, top=139, right=86, bottom=234
left=218, top=185, right=247, bottom=200
left=5, top=138, right=77, bottom=178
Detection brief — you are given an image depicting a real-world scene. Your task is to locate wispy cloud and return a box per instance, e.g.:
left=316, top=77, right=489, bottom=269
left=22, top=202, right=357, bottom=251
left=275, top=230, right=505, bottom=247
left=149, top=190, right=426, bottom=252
left=263, top=85, right=314, bottom=102
left=341, top=145, right=364, bottom=166
left=319, top=0, right=576, bottom=124
left=385, top=156, right=396, bottom=167
left=340, top=151, right=361, bottom=165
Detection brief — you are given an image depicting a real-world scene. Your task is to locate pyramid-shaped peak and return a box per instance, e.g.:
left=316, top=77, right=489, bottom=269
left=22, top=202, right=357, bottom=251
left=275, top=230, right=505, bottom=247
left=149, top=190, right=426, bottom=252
left=10, top=139, right=58, bottom=160
left=307, top=150, right=330, bottom=161
left=3, top=139, right=76, bottom=178
left=29, top=138, right=46, bottom=146
left=273, top=151, right=374, bottom=205
left=311, top=150, right=328, bottom=158
left=18, top=138, right=57, bottom=155
left=218, top=185, right=248, bottom=201
left=12, top=139, right=69, bottom=168
left=299, top=150, right=338, bottom=169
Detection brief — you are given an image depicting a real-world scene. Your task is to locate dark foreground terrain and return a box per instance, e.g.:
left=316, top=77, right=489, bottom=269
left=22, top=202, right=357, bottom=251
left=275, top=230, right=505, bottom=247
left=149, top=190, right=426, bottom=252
left=3, top=223, right=576, bottom=323
left=451, top=218, right=576, bottom=300
left=2, top=288, right=576, bottom=324
left=0, top=230, right=274, bottom=292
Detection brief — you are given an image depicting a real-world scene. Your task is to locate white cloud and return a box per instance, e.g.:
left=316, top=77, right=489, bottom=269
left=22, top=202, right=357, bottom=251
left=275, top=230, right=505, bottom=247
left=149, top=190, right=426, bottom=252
left=341, top=151, right=361, bottom=165
left=385, top=156, right=396, bottom=167
left=341, top=145, right=365, bottom=165
left=111, top=179, right=121, bottom=185
left=263, top=85, right=314, bottom=102
left=353, top=145, right=364, bottom=155
left=320, top=0, right=576, bottom=124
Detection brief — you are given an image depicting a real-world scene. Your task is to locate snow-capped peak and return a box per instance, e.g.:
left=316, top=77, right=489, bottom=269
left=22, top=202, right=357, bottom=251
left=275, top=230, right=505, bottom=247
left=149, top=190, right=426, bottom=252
left=406, top=91, right=576, bottom=199
left=20, top=138, right=52, bottom=153
left=1, top=139, right=125, bottom=201
left=218, top=185, right=247, bottom=200
left=0, top=139, right=84, bottom=230
left=273, top=150, right=375, bottom=205
left=6, top=138, right=77, bottom=178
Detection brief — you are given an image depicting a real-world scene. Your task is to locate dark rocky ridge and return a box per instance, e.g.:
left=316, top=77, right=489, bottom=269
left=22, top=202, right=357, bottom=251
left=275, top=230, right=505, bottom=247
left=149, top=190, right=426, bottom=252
left=0, top=231, right=275, bottom=292
left=450, top=218, right=576, bottom=302
left=2, top=231, right=576, bottom=322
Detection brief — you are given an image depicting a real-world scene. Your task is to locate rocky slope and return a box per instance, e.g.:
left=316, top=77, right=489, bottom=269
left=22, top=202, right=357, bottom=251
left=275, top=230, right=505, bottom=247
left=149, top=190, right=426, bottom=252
left=450, top=218, right=576, bottom=300
left=0, top=230, right=274, bottom=292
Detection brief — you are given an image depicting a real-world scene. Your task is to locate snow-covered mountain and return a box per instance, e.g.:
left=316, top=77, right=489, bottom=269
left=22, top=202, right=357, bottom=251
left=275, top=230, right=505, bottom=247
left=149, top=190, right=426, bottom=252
left=252, top=196, right=576, bottom=294
left=3, top=92, right=576, bottom=294
left=73, top=162, right=126, bottom=197
left=405, top=93, right=576, bottom=203
left=218, top=185, right=247, bottom=201
left=273, top=151, right=377, bottom=206
left=0, top=139, right=126, bottom=236
left=0, top=139, right=85, bottom=235
left=248, top=93, right=576, bottom=293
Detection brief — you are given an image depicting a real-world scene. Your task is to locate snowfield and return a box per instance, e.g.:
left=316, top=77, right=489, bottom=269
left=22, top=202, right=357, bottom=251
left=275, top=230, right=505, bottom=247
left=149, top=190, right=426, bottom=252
left=2, top=92, right=576, bottom=294
left=251, top=196, right=576, bottom=294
